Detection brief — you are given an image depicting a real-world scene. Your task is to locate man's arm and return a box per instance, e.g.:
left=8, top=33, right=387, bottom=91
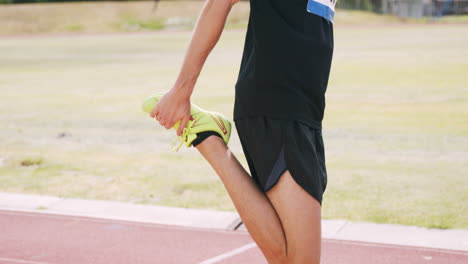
left=151, top=0, right=240, bottom=136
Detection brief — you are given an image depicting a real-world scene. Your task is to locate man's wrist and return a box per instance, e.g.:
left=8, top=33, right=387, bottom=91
left=172, top=76, right=196, bottom=100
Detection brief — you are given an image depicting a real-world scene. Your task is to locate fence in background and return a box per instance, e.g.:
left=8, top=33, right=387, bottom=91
left=381, top=0, right=468, bottom=18
left=338, top=0, right=468, bottom=18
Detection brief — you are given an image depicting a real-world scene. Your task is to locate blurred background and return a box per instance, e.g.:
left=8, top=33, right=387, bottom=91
left=0, top=0, right=467, bottom=230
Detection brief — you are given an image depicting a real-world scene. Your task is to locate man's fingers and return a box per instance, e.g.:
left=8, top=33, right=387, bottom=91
left=177, top=116, right=190, bottom=136
left=150, top=104, right=159, bottom=118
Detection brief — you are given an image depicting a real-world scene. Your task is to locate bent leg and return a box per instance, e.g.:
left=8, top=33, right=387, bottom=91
left=266, top=170, right=322, bottom=264
left=196, top=136, right=288, bottom=263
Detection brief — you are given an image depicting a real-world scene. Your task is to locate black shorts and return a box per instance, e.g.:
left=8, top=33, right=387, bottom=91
left=235, top=116, right=327, bottom=205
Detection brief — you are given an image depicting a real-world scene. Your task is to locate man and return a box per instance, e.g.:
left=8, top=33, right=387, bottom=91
left=147, top=0, right=335, bottom=262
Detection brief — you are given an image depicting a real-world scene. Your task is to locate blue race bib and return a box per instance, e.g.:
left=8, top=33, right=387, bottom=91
left=307, top=0, right=336, bottom=23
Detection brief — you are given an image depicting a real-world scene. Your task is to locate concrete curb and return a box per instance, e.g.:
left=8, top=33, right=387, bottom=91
left=1, top=192, right=467, bottom=252
left=0, top=192, right=238, bottom=230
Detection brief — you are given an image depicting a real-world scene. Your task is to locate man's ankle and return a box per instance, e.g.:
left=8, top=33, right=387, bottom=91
left=192, top=131, right=223, bottom=147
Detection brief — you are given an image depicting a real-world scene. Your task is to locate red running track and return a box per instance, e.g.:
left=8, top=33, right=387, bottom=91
left=0, top=210, right=467, bottom=264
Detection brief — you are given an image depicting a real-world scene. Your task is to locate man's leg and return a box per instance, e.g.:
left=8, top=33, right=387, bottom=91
left=266, top=170, right=322, bottom=264
left=196, top=136, right=288, bottom=263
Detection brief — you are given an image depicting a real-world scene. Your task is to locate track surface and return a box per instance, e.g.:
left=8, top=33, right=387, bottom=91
left=1, top=210, right=467, bottom=264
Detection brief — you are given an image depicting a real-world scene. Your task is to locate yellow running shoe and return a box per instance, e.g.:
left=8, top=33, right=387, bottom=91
left=142, top=93, right=232, bottom=151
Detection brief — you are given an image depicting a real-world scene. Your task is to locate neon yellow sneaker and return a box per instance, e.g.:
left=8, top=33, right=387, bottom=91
left=142, top=93, right=232, bottom=151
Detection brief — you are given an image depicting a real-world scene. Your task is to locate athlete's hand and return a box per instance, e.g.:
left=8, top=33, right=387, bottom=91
left=150, top=89, right=191, bottom=136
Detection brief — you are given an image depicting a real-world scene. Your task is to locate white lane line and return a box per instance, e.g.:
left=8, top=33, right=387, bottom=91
left=0, top=257, right=51, bottom=264
left=198, top=242, right=257, bottom=264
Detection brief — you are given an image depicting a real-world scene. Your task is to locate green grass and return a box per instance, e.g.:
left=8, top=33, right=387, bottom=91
left=424, top=14, right=468, bottom=24
left=0, top=6, right=467, bottom=229
left=114, top=15, right=165, bottom=32
left=19, top=157, right=44, bottom=167
left=1, top=1, right=467, bottom=35
left=0, top=1, right=248, bottom=35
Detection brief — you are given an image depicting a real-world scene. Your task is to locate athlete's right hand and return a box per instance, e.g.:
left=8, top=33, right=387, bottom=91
left=150, top=89, right=191, bottom=137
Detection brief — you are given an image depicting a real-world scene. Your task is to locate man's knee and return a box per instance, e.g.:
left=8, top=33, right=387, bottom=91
left=263, top=247, right=288, bottom=264
left=289, top=252, right=320, bottom=264
left=265, top=252, right=320, bottom=264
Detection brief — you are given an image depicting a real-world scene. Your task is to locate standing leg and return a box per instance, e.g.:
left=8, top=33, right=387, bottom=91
left=266, top=170, right=322, bottom=264
left=196, top=136, right=288, bottom=264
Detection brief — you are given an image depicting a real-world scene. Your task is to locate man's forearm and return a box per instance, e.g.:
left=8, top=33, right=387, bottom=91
left=173, top=0, right=236, bottom=98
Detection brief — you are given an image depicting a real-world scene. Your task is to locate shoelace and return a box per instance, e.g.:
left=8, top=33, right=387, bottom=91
left=170, top=127, right=189, bottom=152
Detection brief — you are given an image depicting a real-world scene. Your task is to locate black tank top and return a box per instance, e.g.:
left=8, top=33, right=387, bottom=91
left=234, top=0, right=335, bottom=130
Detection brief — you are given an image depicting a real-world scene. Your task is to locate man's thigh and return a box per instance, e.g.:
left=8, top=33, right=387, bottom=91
left=266, top=170, right=322, bottom=263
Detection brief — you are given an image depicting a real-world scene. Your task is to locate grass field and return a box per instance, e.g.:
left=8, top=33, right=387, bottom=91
left=1, top=2, right=468, bottom=229
left=2, top=1, right=468, bottom=35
